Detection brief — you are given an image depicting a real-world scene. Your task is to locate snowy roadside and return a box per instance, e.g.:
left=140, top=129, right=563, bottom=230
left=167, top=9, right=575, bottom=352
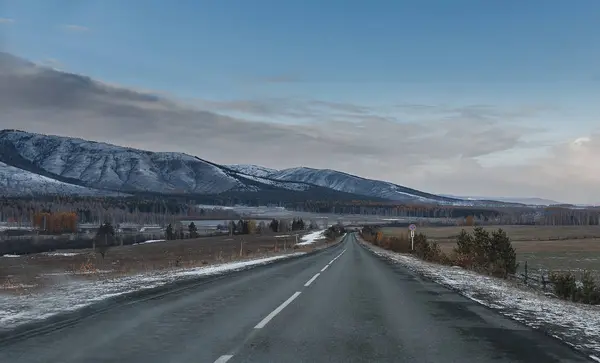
left=296, top=229, right=326, bottom=246
left=359, top=239, right=600, bottom=360
left=0, top=252, right=306, bottom=331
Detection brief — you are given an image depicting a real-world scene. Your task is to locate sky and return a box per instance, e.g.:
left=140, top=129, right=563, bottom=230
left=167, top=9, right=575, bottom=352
left=1, top=0, right=600, bottom=204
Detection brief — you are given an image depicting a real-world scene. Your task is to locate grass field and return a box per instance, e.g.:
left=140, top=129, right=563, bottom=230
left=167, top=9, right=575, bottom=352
left=0, top=232, right=327, bottom=294
left=381, top=225, right=600, bottom=280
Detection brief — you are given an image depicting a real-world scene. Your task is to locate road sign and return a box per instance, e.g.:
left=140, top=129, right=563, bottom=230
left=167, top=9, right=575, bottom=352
left=409, top=224, right=416, bottom=251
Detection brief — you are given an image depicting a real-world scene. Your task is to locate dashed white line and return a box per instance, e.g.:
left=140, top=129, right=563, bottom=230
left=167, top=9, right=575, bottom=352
left=321, top=265, right=329, bottom=272
left=214, top=355, right=234, bottom=362
left=254, top=291, right=302, bottom=329
left=304, top=273, right=320, bottom=287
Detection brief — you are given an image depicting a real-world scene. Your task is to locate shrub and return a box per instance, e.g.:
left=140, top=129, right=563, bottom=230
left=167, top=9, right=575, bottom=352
left=578, top=271, right=600, bottom=304
left=549, top=271, right=578, bottom=300
left=450, top=227, right=517, bottom=278
left=454, top=229, right=474, bottom=255
left=488, top=229, right=518, bottom=277
left=388, top=235, right=411, bottom=253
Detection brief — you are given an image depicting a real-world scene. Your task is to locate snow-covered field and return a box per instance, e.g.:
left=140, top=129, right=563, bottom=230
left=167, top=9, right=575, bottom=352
left=297, top=230, right=326, bottom=245
left=0, top=252, right=306, bottom=331
left=360, top=240, right=600, bottom=360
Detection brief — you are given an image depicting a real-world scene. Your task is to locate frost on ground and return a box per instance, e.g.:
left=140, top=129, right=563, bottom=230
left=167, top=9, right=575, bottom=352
left=0, top=252, right=305, bottom=331
left=361, top=241, right=600, bottom=358
left=132, top=239, right=166, bottom=245
left=297, top=229, right=326, bottom=246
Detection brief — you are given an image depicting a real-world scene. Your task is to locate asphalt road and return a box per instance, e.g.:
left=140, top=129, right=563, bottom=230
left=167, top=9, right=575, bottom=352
left=0, top=234, right=592, bottom=362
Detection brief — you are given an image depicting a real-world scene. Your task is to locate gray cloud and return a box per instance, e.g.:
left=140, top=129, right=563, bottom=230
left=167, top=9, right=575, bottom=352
left=0, top=18, right=14, bottom=24
left=61, top=24, right=89, bottom=32
left=2, top=52, right=594, bottom=203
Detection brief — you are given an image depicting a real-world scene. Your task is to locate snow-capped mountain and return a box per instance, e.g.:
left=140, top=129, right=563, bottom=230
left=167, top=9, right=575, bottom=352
left=227, top=165, right=462, bottom=204
left=227, top=164, right=279, bottom=178
left=0, top=130, right=316, bottom=196
left=0, top=161, right=117, bottom=197
left=440, top=194, right=562, bottom=206
left=0, top=130, right=504, bottom=205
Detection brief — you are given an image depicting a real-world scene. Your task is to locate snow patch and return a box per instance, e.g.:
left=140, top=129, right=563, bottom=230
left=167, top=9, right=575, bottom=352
left=43, top=252, right=80, bottom=257
left=133, top=239, right=166, bottom=245
left=297, top=230, right=326, bottom=245
left=2, top=254, right=19, bottom=258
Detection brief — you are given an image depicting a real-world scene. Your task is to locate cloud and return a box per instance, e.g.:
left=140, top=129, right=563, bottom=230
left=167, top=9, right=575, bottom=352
left=61, top=24, right=89, bottom=32
left=0, top=52, right=596, bottom=204
left=0, top=18, right=15, bottom=24
left=40, top=58, right=63, bottom=69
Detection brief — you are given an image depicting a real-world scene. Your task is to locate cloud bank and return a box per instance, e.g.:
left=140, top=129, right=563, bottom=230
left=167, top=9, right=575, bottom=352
left=0, top=52, right=597, bottom=204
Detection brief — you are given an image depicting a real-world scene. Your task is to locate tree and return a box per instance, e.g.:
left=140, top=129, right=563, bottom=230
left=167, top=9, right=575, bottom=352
left=166, top=223, right=175, bottom=240
left=269, top=219, right=279, bottom=233
left=257, top=220, right=267, bottom=234
left=188, top=222, right=198, bottom=238
left=454, top=229, right=474, bottom=255
left=247, top=220, right=257, bottom=234
left=95, top=222, right=115, bottom=259
left=472, top=226, right=492, bottom=269
left=465, top=215, right=474, bottom=226
left=490, top=228, right=517, bottom=277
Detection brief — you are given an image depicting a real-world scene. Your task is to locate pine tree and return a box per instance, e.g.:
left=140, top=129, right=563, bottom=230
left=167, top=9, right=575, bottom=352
left=188, top=222, right=198, bottom=238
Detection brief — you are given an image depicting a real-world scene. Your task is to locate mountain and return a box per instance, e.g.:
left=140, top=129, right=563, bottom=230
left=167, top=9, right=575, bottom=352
left=0, top=161, right=116, bottom=197
left=0, top=129, right=320, bottom=196
left=0, top=130, right=468, bottom=204
left=227, top=165, right=463, bottom=204
left=440, top=195, right=562, bottom=206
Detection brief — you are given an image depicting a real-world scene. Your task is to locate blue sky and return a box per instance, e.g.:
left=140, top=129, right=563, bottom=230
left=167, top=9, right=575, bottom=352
left=3, top=0, right=599, bottom=93
left=2, top=0, right=600, bottom=202
left=4, top=0, right=599, bottom=124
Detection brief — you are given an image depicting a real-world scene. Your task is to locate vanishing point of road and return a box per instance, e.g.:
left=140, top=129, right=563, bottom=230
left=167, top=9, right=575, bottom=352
left=0, top=234, right=591, bottom=362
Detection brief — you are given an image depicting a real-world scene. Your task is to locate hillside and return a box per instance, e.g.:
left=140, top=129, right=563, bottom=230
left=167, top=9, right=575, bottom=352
left=227, top=165, right=462, bottom=204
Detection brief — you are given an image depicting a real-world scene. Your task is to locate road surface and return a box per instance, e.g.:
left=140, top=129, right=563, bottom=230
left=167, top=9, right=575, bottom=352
left=0, top=234, right=591, bottom=362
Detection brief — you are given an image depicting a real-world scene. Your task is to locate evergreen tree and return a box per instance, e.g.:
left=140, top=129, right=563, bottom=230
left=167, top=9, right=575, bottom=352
left=188, top=222, right=198, bottom=238
left=166, top=223, right=174, bottom=240
left=95, top=221, right=115, bottom=259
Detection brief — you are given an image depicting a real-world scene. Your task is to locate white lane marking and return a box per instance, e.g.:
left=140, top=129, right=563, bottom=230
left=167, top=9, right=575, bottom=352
left=328, top=249, right=347, bottom=264
left=321, top=265, right=329, bottom=272
left=254, top=291, right=302, bottom=329
left=304, top=273, right=320, bottom=287
left=214, top=355, right=234, bottom=362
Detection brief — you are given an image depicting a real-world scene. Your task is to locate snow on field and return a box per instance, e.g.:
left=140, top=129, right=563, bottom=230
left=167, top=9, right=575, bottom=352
left=2, top=254, right=20, bottom=258
left=133, top=239, right=166, bottom=245
left=0, top=252, right=306, bottom=331
left=297, top=230, right=326, bottom=245
left=43, top=252, right=80, bottom=257
left=360, top=241, right=600, bottom=359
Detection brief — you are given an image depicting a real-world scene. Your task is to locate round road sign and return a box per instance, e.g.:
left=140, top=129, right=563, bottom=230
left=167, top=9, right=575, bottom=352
left=408, top=224, right=417, bottom=231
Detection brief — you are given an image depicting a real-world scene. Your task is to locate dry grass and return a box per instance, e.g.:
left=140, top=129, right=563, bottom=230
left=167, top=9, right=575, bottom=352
left=0, top=232, right=325, bottom=294
left=381, top=225, right=600, bottom=280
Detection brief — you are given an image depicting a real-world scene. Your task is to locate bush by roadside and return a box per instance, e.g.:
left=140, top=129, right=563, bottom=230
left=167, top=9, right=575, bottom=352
left=324, top=224, right=346, bottom=240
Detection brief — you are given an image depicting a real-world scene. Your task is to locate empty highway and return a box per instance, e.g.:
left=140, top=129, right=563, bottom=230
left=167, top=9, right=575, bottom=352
left=0, top=234, right=591, bottom=362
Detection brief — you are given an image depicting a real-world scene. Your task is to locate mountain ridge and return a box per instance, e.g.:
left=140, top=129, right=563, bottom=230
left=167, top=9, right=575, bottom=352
left=0, top=129, right=473, bottom=204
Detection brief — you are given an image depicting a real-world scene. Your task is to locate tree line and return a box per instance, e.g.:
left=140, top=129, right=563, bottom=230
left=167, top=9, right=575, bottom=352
left=3, top=196, right=600, bottom=227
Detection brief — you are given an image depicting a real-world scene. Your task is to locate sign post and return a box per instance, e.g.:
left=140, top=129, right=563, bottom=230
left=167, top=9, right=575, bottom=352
left=409, top=224, right=416, bottom=251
